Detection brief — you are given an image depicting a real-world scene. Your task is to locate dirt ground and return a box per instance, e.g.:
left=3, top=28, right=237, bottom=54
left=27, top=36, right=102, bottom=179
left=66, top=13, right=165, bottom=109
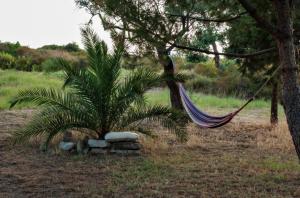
left=1, top=110, right=300, bottom=198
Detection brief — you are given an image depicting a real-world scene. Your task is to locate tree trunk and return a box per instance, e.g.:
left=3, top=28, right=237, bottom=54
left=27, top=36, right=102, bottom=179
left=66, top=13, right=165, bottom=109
left=270, top=80, right=278, bottom=125
left=158, top=52, right=184, bottom=110
left=212, top=42, right=221, bottom=69
left=275, top=0, right=300, bottom=159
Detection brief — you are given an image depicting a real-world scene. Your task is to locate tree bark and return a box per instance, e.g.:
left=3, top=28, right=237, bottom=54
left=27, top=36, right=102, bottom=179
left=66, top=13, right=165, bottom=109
left=270, top=80, right=278, bottom=125
left=158, top=52, right=184, bottom=110
left=274, top=0, right=300, bottom=159
left=212, top=42, right=221, bottom=69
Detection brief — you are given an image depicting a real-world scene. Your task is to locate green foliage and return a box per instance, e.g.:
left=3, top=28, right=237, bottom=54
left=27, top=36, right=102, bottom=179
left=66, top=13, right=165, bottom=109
left=15, top=56, right=33, bottom=71
left=194, top=59, right=218, bottom=77
left=39, top=42, right=81, bottom=52
left=41, top=58, right=61, bottom=72
left=185, top=75, right=216, bottom=92
left=0, top=52, right=16, bottom=69
left=10, top=27, right=187, bottom=148
left=0, top=41, right=21, bottom=56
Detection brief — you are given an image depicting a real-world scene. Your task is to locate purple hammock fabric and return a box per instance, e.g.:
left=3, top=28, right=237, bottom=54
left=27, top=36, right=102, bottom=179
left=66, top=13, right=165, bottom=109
left=178, top=83, right=239, bottom=128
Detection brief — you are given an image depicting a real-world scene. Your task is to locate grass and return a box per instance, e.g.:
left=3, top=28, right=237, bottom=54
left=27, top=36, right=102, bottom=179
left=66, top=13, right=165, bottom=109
left=0, top=69, right=283, bottom=116
left=0, top=70, right=63, bottom=109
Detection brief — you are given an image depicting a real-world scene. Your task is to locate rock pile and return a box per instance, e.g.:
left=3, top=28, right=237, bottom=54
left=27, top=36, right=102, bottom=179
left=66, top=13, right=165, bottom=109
left=59, top=131, right=141, bottom=155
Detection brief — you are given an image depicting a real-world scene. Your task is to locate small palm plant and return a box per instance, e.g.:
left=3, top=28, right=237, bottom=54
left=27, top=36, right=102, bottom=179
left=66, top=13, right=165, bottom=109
left=10, top=27, right=187, bottom=148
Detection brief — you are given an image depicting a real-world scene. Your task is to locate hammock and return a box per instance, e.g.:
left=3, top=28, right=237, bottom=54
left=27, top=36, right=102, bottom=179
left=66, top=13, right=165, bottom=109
left=178, top=66, right=280, bottom=128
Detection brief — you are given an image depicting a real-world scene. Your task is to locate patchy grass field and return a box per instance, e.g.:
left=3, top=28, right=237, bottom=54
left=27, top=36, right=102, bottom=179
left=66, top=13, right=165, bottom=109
left=0, top=109, right=299, bottom=197
left=0, top=69, right=282, bottom=114
left=0, top=69, right=296, bottom=197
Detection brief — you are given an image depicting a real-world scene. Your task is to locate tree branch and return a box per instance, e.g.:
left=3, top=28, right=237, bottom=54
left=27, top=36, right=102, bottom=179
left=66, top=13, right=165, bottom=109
left=237, top=0, right=285, bottom=38
left=172, top=43, right=276, bottom=58
left=168, top=11, right=248, bottom=23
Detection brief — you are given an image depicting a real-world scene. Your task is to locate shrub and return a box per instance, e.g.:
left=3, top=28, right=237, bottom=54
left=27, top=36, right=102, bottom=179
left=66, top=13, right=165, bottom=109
left=0, top=52, right=16, bottom=69
left=10, top=27, right=187, bottom=149
left=194, top=59, right=218, bottom=77
left=185, top=75, right=216, bottom=93
left=15, top=56, right=33, bottom=71
left=41, top=58, right=61, bottom=72
left=32, top=64, right=43, bottom=72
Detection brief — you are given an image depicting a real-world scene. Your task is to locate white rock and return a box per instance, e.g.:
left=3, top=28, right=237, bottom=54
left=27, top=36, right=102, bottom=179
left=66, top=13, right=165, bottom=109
left=105, top=132, right=139, bottom=143
left=59, top=141, right=75, bottom=151
left=88, top=139, right=110, bottom=148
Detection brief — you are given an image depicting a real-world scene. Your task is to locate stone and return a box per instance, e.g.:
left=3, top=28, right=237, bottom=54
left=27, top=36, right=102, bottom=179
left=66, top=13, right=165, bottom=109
left=77, top=136, right=89, bottom=154
left=88, top=139, right=110, bottom=148
left=105, top=132, right=139, bottom=143
left=111, top=142, right=141, bottom=150
left=63, top=131, right=73, bottom=142
left=110, top=149, right=140, bottom=155
left=59, top=141, right=76, bottom=151
left=90, top=148, right=108, bottom=154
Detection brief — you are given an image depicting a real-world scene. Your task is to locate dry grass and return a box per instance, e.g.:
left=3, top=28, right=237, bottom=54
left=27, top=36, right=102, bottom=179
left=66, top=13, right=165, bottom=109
left=1, top=110, right=300, bottom=197
left=257, top=121, right=294, bottom=152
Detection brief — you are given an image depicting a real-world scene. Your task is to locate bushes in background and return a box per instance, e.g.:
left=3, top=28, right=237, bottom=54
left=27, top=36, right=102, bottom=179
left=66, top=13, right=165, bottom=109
left=0, top=52, right=16, bottom=69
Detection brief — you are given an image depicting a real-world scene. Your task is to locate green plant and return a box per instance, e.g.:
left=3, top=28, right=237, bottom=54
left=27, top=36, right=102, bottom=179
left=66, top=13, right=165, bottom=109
left=194, top=59, right=218, bottom=77
left=0, top=52, right=16, bottom=69
left=15, top=56, right=33, bottom=71
left=41, top=58, right=62, bottom=72
left=10, top=27, right=187, bottom=148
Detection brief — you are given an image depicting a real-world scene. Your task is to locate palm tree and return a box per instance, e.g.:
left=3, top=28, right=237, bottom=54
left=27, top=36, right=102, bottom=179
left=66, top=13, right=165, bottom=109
left=10, top=27, right=187, bottom=148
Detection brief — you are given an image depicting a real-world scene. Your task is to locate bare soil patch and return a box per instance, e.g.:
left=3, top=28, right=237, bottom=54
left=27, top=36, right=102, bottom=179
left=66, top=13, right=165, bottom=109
left=1, top=110, right=300, bottom=197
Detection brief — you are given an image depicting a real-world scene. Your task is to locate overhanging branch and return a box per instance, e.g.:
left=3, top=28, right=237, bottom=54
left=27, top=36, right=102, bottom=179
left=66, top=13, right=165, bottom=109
left=168, top=11, right=248, bottom=23
left=172, top=43, right=276, bottom=58
left=238, top=0, right=285, bottom=38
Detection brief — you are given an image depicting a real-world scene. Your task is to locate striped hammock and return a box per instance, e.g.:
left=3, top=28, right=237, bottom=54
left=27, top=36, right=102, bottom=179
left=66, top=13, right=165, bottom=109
left=178, top=83, right=251, bottom=128
left=172, top=55, right=280, bottom=128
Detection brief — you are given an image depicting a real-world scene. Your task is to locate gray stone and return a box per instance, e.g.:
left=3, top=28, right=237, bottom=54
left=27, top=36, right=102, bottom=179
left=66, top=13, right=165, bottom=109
left=59, top=141, right=76, bottom=151
left=111, top=142, right=141, bottom=150
left=76, top=136, right=89, bottom=154
left=90, top=148, right=108, bottom=154
left=88, top=139, right=110, bottom=148
left=105, top=132, right=139, bottom=143
left=110, top=149, right=140, bottom=155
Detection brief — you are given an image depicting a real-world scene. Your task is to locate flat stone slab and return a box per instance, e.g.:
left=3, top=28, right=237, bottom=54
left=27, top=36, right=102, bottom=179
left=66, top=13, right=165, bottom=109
left=88, top=139, right=110, bottom=148
left=59, top=141, right=75, bottom=151
left=105, top=132, right=139, bottom=143
left=90, top=148, right=108, bottom=154
left=110, top=149, right=140, bottom=155
left=111, top=142, right=141, bottom=150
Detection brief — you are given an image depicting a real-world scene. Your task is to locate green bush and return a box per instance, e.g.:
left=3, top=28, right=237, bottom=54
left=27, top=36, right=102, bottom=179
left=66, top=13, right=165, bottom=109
left=194, top=59, right=218, bottom=77
left=15, top=56, right=33, bottom=71
left=41, top=58, right=61, bottom=72
left=0, top=52, right=16, bottom=69
left=185, top=75, right=216, bottom=93
left=32, top=64, right=42, bottom=72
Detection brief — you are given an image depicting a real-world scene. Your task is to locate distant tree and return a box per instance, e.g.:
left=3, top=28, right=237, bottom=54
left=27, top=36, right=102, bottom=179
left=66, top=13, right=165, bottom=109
left=39, top=42, right=81, bottom=52
left=64, top=42, right=81, bottom=52
left=0, top=41, right=21, bottom=56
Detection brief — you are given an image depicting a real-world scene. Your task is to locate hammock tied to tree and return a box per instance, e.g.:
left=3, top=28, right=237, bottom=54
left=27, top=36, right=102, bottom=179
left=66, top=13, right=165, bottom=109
left=178, top=64, right=281, bottom=128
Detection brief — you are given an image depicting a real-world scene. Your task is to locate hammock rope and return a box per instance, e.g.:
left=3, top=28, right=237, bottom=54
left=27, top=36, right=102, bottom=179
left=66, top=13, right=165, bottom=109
left=178, top=65, right=281, bottom=128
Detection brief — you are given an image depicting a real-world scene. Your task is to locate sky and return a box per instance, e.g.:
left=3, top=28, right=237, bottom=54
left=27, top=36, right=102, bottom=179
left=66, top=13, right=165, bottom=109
left=0, top=0, right=112, bottom=49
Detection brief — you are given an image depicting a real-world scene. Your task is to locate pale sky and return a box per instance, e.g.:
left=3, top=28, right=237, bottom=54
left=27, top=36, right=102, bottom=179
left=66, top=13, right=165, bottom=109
left=0, top=0, right=112, bottom=49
